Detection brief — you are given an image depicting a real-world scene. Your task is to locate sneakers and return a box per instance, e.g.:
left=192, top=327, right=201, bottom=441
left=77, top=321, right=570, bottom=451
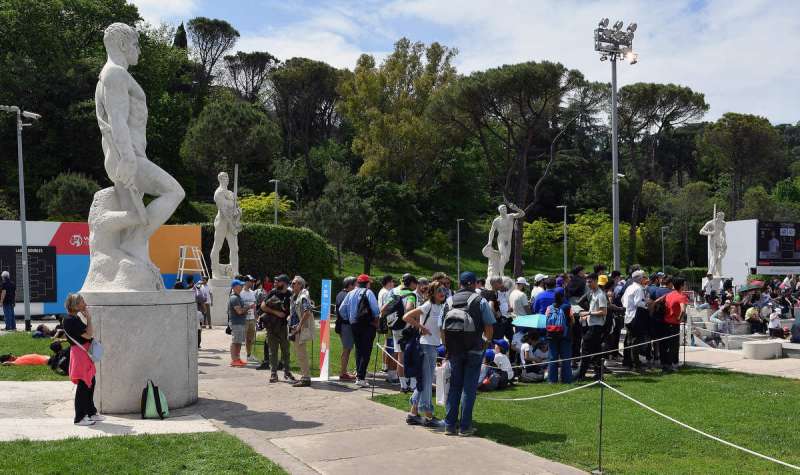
left=89, top=414, right=106, bottom=422
left=406, top=414, right=424, bottom=426
left=423, top=417, right=444, bottom=429
left=256, top=362, right=270, bottom=371
left=459, top=427, right=477, bottom=437
left=339, top=373, right=356, bottom=382
left=292, top=378, right=311, bottom=388
left=284, top=371, right=297, bottom=382
left=74, top=416, right=95, bottom=426
left=444, top=426, right=458, bottom=436
left=355, top=379, right=370, bottom=388
left=269, top=373, right=278, bottom=383
left=247, top=355, right=259, bottom=363
left=230, top=359, right=246, bottom=367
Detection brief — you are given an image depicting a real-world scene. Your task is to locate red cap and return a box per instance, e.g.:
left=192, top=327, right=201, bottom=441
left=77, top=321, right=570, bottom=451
left=357, top=274, right=370, bottom=283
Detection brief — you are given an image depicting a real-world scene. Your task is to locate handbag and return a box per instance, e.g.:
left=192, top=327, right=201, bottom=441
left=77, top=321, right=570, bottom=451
left=65, top=331, right=103, bottom=362
left=435, top=360, right=450, bottom=406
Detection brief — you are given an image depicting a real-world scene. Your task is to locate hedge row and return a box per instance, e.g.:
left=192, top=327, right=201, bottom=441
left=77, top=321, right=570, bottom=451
left=201, top=223, right=335, bottom=298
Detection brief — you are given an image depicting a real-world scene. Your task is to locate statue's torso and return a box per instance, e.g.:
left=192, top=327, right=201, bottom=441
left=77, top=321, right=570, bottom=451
left=96, top=64, right=148, bottom=157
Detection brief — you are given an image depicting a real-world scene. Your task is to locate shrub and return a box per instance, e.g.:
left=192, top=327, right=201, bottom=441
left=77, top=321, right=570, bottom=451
left=201, top=223, right=334, bottom=298
left=239, top=192, right=292, bottom=224
left=36, top=172, right=100, bottom=221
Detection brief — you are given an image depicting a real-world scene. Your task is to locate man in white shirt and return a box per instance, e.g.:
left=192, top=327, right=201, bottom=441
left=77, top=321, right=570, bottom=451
left=621, top=270, right=648, bottom=371
left=509, top=277, right=531, bottom=317
left=577, top=273, right=608, bottom=380
left=240, top=275, right=258, bottom=363
left=530, top=273, right=548, bottom=302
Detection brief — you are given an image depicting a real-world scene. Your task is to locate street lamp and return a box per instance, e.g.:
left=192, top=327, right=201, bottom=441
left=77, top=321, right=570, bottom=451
left=556, top=205, right=567, bottom=274
left=268, top=179, right=279, bottom=225
left=661, top=226, right=669, bottom=273
left=456, top=218, right=464, bottom=278
left=595, top=18, right=638, bottom=272
left=1, top=105, right=41, bottom=331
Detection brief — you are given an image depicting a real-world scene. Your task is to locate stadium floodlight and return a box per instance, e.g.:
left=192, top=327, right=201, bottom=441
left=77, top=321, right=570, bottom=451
left=599, top=18, right=609, bottom=28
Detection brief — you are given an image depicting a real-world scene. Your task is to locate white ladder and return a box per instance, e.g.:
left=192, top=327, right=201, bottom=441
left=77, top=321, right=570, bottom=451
left=177, top=245, right=209, bottom=282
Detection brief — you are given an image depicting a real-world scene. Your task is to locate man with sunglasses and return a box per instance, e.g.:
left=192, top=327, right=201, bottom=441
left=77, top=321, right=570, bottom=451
left=260, top=274, right=294, bottom=383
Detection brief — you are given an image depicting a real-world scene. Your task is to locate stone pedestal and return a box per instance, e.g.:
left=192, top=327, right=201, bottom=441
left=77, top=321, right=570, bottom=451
left=208, top=278, right=231, bottom=326
left=81, top=290, right=198, bottom=414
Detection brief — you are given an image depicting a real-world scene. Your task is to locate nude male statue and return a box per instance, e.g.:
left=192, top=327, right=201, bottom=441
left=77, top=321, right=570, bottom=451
left=699, top=211, right=727, bottom=279
left=94, top=23, right=184, bottom=266
left=210, top=172, right=242, bottom=279
left=486, top=203, right=525, bottom=277
left=82, top=23, right=185, bottom=291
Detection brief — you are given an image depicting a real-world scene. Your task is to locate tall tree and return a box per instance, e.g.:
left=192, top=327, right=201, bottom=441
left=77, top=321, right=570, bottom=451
left=698, top=113, right=782, bottom=219
left=173, top=22, right=187, bottom=49
left=224, top=51, right=279, bottom=103
left=186, top=17, right=239, bottom=103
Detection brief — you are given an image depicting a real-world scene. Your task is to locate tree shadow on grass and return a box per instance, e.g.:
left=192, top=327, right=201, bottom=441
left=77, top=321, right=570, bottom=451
left=478, top=422, right=567, bottom=448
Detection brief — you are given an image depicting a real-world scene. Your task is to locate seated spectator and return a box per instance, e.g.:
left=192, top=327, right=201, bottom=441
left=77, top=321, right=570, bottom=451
left=745, top=307, right=766, bottom=334
left=519, top=334, right=547, bottom=382
left=767, top=305, right=784, bottom=339
left=477, top=349, right=503, bottom=391
left=492, top=339, right=514, bottom=382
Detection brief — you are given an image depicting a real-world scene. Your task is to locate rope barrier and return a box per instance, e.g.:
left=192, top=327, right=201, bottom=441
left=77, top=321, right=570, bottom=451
left=376, top=343, right=404, bottom=368
left=482, top=380, right=600, bottom=401
left=599, top=381, right=800, bottom=472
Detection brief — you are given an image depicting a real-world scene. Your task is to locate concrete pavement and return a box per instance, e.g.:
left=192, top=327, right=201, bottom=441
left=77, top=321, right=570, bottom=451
left=684, top=346, right=800, bottom=379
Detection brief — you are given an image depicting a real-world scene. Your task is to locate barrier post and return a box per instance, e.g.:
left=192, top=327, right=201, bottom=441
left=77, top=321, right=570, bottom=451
left=371, top=334, right=382, bottom=400
left=593, top=359, right=606, bottom=475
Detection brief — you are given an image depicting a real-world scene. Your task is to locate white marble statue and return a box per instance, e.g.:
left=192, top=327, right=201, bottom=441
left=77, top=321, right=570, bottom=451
left=210, top=172, right=242, bottom=279
left=699, top=211, right=727, bottom=279
left=485, top=203, right=525, bottom=278
left=82, top=23, right=185, bottom=291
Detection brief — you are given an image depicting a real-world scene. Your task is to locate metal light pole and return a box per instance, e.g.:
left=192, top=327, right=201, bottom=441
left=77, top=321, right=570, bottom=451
left=268, top=179, right=279, bottom=225
left=556, top=205, right=567, bottom=273
left=456, top=218, right=464, bottom=278
left=595, top=18, right=638, bottom=272
left=661, top=226, right=669, bottom=273
left=1, top=105, right=41, bottom=331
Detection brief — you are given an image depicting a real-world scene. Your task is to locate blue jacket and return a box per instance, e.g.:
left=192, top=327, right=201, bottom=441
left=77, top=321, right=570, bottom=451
left=339, top=287, right=380, bottom=324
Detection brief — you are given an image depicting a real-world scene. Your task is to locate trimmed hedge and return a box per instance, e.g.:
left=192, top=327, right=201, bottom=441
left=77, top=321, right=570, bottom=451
left=201, top=223, right=335, bottom=298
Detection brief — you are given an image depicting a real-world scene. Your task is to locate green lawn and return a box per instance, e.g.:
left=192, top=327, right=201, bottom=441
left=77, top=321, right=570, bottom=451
left=0, top=331, right=67, bottom=381
left=0, top=432, right=285, bottom=474
left=374, top=368, right=800, bottom=474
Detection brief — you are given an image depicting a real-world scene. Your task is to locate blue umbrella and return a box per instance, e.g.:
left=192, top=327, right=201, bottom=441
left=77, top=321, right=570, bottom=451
left=512, top=314, right=548, bottom=329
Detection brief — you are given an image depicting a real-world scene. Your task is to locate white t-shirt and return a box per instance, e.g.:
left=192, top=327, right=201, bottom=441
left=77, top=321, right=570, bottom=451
left=378, top=287, right=393, bottom=307
left=769, top=311, right=782, bottom=329
left=498, top=291, right=510, bottom=316
left=240, top=289, right=256, bottom=320
left=494, top=353, right=514, bottom=379
left=530, top=286, right=544, bottom=302
left=509, top=289, right=529, bottom=316
left=587, top=287, right=608, bottom=326
left=417, top=301, right=443, bottom=346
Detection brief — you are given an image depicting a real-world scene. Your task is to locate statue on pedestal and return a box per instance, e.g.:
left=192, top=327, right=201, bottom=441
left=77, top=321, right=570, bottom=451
left=485, top=203, right=525, bottom=278
left=83, top=23, right=185, bottom=291
left=699, top=211, right=727, bottom=279
left=210, top=171, right=242, bottom=279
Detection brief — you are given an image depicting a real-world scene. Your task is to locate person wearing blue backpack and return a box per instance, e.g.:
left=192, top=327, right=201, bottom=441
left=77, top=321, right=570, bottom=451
left=545, top=289, right=574, bottom=384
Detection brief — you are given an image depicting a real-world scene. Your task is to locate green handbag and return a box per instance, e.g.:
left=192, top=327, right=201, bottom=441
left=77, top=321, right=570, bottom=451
left=140, top=380, right=169, bottom=419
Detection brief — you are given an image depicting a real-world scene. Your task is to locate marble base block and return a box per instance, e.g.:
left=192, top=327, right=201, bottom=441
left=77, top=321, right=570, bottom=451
left=81, top=291, right=198, bottom=414
left=208, top=278, right=231, bottom=326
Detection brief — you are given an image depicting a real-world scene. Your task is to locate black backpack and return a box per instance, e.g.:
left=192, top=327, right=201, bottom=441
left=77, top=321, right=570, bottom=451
left=386, top=290, right=413, bottom=331
left=442, top=292, right=484, bottom=356
left=355, top=289, right=373, bottom=325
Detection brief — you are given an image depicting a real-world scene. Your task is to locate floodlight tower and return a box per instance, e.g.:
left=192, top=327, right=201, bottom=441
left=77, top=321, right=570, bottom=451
left=594, top=18, right=638, bottom=272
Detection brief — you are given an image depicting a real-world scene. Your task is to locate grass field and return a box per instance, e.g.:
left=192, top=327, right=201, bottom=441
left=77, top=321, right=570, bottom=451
left=0, top=331, right=68, bottom=381
left=374, top=368, right=800, bottom=474
left=0, top=432, right=285, bottom=474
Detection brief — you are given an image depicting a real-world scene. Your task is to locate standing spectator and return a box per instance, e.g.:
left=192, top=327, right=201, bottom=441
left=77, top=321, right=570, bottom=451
left=510, top=277, right=531, bottom=316
left=262, top=276, right=274, bottom=294
left=2, top=271, right=16, bottom=331
left=441, top=272, right=495, bottom=437
left=254, top=277, right=270, bottom=369
left=768, top=304, right=784, bottom=339
left=198, top=275, right=212, bottom=329
left=340, top=274, right=381, bottom=387
left=261, top=275, right=293, bottom=382
left=566, top=266, right=588, bottom=305
left=662, top=277, right=688, bottom=372
left=377, top=275, right=396, bottom=381
left=228, top=279, right=250, bottom=367
left=546, top=289, right=574, bottom=384
left=603, top=275, right=625, bottom=360
left=241, top=276, right=258, bottom=363
left=335, top=277, right=357, bottom=381
left=621, top=270, right=649, bottom=371
left=63, top=293, right=104, bottom=426
left=288, top=276, right=314, bottom=387
left=415, top=278, right=430, bottom=305
left=403, top=280, right=447, bottom=427
left=432, top=272, right=453, bottom=298
left=383, top=274, right=418, bottom=392
left=530, top=274, right=548, bottom=302
left=192, top=276, right=204, bottom=348
left=532, top=278, right=557, bottom=314
left=476, top=278, right=486, bottom=292
left=576, top=273, right=607, bottom=380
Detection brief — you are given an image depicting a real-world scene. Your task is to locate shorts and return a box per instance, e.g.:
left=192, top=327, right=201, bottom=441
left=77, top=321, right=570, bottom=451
left=392, top=329, right=404, bottom=352
left=245, top=320, right=257, bottom=345
left=339, top=322, right=354, bottom=350
left=230, top=323, right=246, bottom=344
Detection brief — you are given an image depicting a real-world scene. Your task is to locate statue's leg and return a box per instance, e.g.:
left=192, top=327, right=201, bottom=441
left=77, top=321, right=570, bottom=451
left=134, top=158, right=186, bottom=239
left=228, top=233, right=239, bottom=277
left=210, top=224, right=226, bottom=273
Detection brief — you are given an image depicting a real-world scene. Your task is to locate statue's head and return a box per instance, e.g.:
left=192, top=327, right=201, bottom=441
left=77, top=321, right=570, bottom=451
left=103, top=23, right=140, bottom=66
left=498, top=204, right=507, bottom=216
left=716, top=212, right=725, bottom=221
left=218, top=172, right=229, bottom=187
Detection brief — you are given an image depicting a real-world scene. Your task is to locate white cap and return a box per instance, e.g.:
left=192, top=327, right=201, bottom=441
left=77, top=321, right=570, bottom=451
left=632, top=270, right=646, bottom=281
left=533, top=273, right=547, bottom=283
left=516, top=277, right=529, bottom=286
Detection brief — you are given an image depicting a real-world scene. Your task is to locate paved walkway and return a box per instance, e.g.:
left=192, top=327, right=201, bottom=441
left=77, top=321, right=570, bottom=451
left=684, top=346, right=800, bottom=379
left=195, top=329, right=584, bottom=475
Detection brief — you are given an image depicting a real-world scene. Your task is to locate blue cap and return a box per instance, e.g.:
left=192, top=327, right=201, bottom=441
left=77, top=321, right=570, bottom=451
left=231, top=279, right=245, bottom=288
left=484, top=348, right=495, bottom=361
left=493, top=339, right=509, bottom=352
left=460, top=271, right=477, bottom=285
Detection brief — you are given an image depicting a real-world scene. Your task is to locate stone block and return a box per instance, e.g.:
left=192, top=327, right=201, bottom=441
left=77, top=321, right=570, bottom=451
left=81, top=290, right=197, bottom=414
left=782, top=342, right=800, bottom=359
left=208, top=278, right=231, bottom=326
left=742, top=340, right=783, bottom=360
